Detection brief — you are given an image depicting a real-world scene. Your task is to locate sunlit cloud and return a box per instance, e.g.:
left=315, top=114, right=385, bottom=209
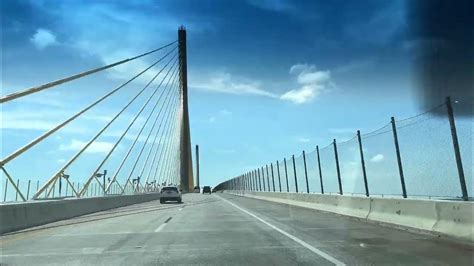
left=193, top=72, right=278, bottom=98
left=30, top=28, right=58, bottom=50
left=280, top=64, right=332, bottom=104
left=370, top=154, right=384, bottom=163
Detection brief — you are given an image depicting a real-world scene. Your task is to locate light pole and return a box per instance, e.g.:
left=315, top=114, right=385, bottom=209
left=95, top=170, right=107, bottom=195
left=59, top=171, right=70, bottom=197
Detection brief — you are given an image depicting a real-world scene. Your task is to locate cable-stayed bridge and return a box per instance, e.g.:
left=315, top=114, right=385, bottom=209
left=0, top=28, right=472, bottom=265
left=1, top=27, right=193, bottom=202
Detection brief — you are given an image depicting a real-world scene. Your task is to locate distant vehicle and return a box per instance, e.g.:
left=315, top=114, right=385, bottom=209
left=193, top=186, right=200, bottom=193
left=202, top=186, right=211, bottom=194
left=160, top=186, right=182, bottom=203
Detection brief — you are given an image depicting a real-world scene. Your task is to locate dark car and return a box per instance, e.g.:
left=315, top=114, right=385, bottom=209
left=202, top=186, right=211, bottom=194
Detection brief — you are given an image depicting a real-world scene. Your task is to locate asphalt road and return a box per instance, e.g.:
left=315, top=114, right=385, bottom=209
left=0, top=193, right=472, bottom=265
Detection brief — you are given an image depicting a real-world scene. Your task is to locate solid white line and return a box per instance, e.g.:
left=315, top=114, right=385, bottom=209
left=154, top=223, right=167, bottom=233
left=216, top=195, right=345, bottom=266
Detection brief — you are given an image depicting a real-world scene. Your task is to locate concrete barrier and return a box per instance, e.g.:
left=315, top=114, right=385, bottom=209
left=228, top=191, right=371, bottom=219
left=432, top=201, right=474, bottom=240
left=367, top=197, right=437, bottom=232
left=225, top=190, right=474, bottom=242
left=0, top=193, right=161, bottom=234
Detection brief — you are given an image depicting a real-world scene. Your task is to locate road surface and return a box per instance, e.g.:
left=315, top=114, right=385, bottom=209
left=0, top=193, right=472, bottom=265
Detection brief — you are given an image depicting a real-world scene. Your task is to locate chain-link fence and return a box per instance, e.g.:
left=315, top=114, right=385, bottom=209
left=221, top=97, right=472, bottom=201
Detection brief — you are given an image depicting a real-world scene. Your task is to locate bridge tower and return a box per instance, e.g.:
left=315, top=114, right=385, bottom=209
left=178, top=26, right=194, bottom=192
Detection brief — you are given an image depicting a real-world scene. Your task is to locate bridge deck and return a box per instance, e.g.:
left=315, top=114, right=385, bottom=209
left=0, top=193, right=471, bottom=265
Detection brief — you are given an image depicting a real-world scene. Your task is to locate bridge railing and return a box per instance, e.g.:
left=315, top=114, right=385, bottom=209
left=217, top=97, right=472, bottom=201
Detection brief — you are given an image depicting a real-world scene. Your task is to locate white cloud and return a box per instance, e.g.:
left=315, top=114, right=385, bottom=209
left=59, top=139, right=115, bottom=154
left=297, top=137, right=311, bottom=143
left=57, top=158, right=66, bottom=163
left=370, top=154, right=384, bottom=163
left=192, top=64, right=332, bottom=104
left=30, top=28, right=58, bottom=49
left=281, top=64, right=332, bottom=104
left=193, top=72, right=278, bottom=98
left=208, top=117, right=216, bottom=123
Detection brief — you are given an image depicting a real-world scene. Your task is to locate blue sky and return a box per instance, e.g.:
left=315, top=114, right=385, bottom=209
left=2, top=0, right=471, bottom=197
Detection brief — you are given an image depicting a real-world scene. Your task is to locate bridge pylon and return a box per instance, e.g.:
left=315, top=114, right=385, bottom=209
left=178, top=26, right=194, bottom=192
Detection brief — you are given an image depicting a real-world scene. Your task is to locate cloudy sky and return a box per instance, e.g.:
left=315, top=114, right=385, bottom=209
left=3, top=0, right=470, bottom=196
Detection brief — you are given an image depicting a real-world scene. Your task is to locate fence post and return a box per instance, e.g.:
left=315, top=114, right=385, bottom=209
left=265, top=165, right=270, bottom=191
left=250, top=172, right=252, bottom=191
left=333, top=139, right=343, bottom=195
left=276, top=161, right=282, bottom=192
left=391, top=117, right=407, bottom=198
left=254, top=170, right=258, bottom=191
left=357, top=130, right=370, bottom=197
left=3, top=179, right=8, bottom=202
left=26, top=180, right=31, bottom=200
left=247, top=173, right=250, bottom=191
left=303, top=150, right=309, bottom=193
left=292, top=155, right=298, bottom=193
left=72, top=182, right=75, bottom=196
left=446, top=97, right=468, bottom=201
left=246, top=174, right=248, bottom=191
left=256, top=170, right=259, bottom=191
left=251, top=170, right=254, bottom=191
left=270, top=163, right=276, bottom=192
left=247, top=172, right=251, bottom=191
left=258, top=168, right=263, bottom=191
left=251, top=170, right=255, bottom=191
left=316, top=146, right=324, bottom=194
left=284, top=158, right=289, bottom=192
left=15, top=179, right=19, bottom=201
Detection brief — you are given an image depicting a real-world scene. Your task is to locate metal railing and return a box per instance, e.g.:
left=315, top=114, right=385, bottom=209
left=217, top=97, right=472, bottom=201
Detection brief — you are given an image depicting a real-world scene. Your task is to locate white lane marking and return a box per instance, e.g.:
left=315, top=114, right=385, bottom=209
left=154, top=223, right=167, bottom=233
left=216, top=195, right=345, bottom=266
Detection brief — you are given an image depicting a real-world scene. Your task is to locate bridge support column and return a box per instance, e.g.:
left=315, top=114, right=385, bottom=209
left=178, top=26, right=194, bottom=192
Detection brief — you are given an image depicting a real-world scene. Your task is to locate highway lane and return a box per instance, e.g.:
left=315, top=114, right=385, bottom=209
left=0, top=193, right=472, bottom=265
